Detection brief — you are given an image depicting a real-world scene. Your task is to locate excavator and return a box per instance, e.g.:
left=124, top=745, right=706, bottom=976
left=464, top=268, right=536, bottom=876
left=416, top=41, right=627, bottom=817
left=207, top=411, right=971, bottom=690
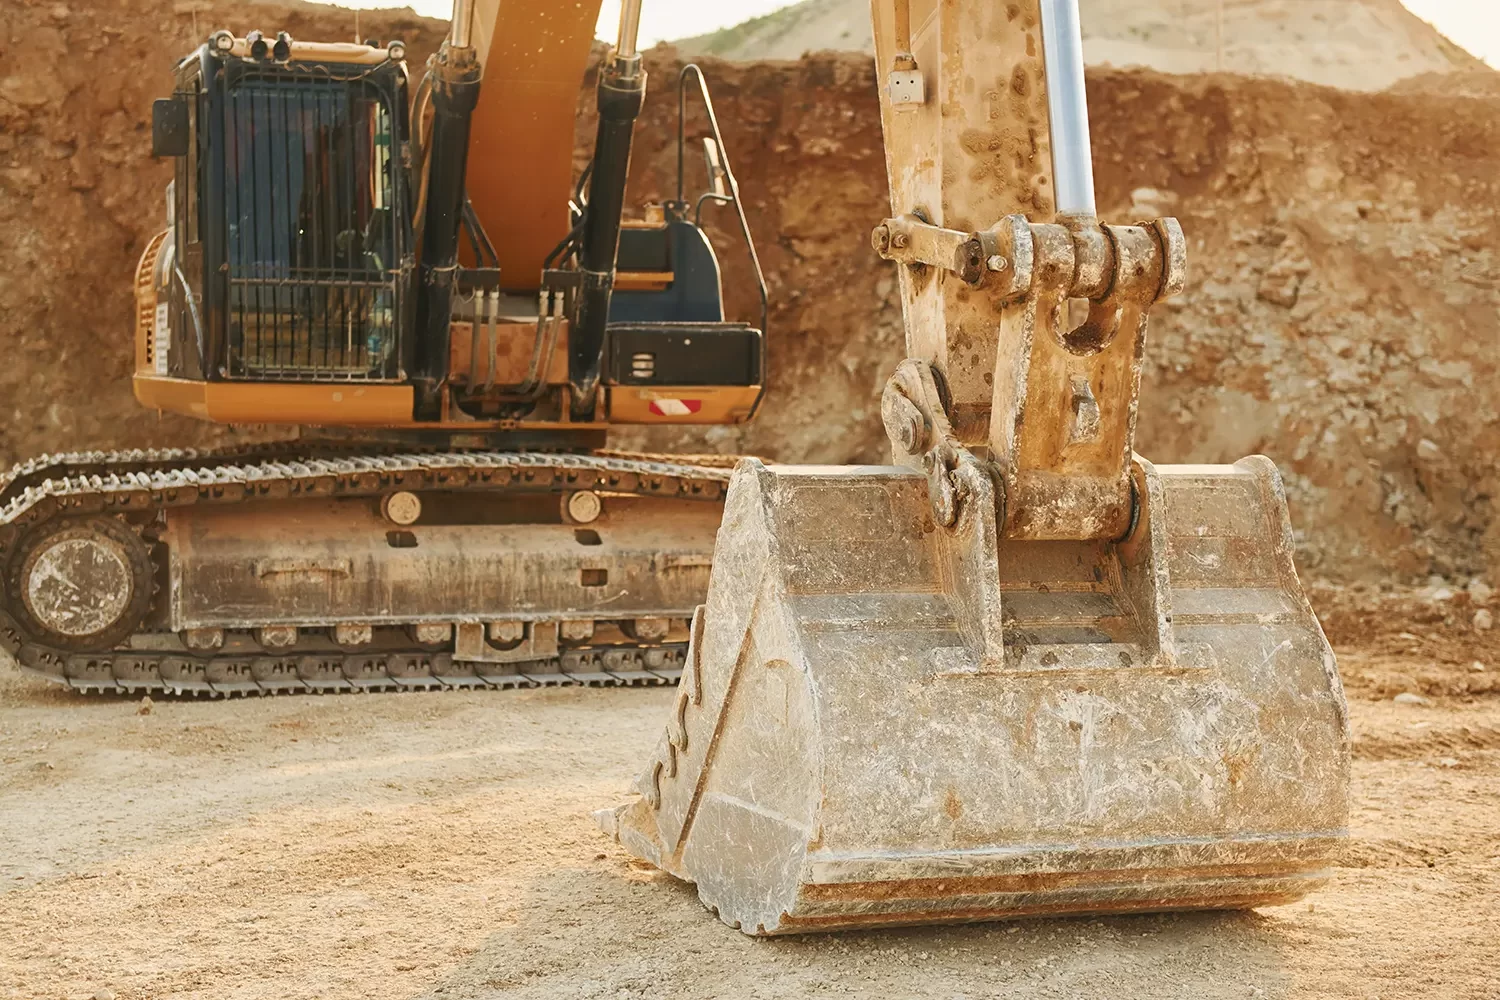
left=600, top=0, right=1350, bottom=934
left=0, top=0, right=767, bottom=695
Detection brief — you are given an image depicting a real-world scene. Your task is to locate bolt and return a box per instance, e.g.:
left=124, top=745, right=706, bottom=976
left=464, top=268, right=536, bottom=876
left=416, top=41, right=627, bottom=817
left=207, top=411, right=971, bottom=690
left=902, top=417, right=924, bottom=453
left=882, top=388, right=929, bottom=455
left=892, top=233, right=910, bottom=249
left=987, top=255, right=1008, bottom=272
left=255, top=625, right=298, bottom=649
left=871, top=224, right=891, bottom=254
left=560, top=619, right=595, bottom=643
left=488, top=620, right=525, bottom=644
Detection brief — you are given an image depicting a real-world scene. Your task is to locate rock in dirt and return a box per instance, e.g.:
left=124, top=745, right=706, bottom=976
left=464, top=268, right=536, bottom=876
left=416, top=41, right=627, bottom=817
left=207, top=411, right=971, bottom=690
left=137, top=695, right=153, bottom=716
left=1393, top=692, right=1432, bottom=706
left=1473, top=609, right=1494, bottom=632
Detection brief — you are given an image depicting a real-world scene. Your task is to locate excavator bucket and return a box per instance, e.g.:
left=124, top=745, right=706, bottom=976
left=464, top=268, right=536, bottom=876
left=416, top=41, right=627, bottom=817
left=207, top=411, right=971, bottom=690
left=598, top=0, right=1349, bottom=933
left=599, top=456, right=1348, bottom=934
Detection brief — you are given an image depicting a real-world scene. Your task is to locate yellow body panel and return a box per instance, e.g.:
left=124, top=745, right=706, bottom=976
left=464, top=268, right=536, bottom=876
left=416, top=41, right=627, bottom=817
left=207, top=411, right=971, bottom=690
left=133, top=374, right=414, bottom=426
left=614, top=271, right=674, bottom=292
left=607, top=386, right=761, bottom=425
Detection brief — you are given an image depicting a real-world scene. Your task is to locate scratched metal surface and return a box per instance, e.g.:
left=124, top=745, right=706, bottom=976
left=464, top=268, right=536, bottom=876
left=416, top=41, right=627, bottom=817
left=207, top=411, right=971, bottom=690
left=601, top=457, right=1348, bottom=934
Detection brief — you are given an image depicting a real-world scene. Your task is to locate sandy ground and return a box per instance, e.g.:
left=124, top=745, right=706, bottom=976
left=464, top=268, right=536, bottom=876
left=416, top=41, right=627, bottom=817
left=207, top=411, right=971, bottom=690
left=0, top=643, right=1496, bottom=1000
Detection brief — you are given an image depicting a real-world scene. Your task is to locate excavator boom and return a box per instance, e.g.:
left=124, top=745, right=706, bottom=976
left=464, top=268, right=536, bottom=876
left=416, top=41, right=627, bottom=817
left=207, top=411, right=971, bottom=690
left=600, top=0, right=1350, bottom=934
left=463, top=1, right=601, bottom=291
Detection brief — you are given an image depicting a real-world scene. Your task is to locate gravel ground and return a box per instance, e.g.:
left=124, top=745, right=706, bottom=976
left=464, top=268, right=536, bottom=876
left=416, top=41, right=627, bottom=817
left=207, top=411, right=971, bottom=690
left=0, top=641, right=1496, bottom=1000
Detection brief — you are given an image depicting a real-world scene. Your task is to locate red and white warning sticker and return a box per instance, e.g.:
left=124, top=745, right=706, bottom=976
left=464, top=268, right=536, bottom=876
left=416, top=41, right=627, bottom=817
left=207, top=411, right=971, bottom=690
left=648, top=398, right=703, bottom=416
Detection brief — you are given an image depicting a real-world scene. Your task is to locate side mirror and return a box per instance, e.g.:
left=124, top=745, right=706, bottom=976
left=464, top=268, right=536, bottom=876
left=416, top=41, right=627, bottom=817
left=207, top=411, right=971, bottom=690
left=702, top=137, right=728, bottom=199
left=152, top=98, right=190, bottom=158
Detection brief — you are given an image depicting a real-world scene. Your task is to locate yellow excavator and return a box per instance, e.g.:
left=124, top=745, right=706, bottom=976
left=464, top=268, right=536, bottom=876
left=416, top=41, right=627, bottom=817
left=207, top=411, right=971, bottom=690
left=601, top=0, right=1350, bottom=933
left=0, top=0, right=766, bottom=694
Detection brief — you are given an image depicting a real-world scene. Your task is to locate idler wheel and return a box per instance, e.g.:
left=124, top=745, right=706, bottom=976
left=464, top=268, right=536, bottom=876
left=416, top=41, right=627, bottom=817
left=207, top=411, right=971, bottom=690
left=12, top=517, right=154, bottom=652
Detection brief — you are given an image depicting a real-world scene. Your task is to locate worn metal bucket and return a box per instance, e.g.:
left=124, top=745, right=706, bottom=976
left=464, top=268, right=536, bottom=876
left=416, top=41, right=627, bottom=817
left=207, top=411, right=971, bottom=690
left=598, top=457, right=1349, bottom=934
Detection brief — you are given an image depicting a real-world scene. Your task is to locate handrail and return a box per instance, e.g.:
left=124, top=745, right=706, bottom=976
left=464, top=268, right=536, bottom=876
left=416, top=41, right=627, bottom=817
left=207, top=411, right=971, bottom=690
left=172, top=261, right=206, bottom=375
left=673, top=64, right=770, bottom=412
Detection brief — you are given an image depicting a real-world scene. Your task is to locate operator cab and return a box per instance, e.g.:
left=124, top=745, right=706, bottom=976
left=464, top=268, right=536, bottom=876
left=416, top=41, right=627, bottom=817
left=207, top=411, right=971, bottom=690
left=137, top=32, right=765, bottom=442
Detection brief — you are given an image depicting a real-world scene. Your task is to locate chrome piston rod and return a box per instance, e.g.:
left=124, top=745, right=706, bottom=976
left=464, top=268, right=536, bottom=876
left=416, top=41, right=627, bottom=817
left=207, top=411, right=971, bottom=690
left=448, top=0, right=474, bottom=48
left=1038, top=0, right=1096, bottom=216
left=616, top=0, right=644, bottom=59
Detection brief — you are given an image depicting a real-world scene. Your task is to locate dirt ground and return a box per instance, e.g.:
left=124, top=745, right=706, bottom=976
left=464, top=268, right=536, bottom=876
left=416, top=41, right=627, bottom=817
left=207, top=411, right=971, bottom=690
left=1, top=600, right=1496, bottom=1000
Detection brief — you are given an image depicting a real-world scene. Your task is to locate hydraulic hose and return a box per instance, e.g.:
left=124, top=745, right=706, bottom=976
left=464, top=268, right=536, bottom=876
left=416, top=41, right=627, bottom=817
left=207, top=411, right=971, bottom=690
left=412, top=19, right=481, bottom=417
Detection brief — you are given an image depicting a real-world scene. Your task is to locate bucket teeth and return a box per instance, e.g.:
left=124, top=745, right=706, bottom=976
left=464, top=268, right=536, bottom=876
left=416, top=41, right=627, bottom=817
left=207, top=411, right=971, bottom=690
left=601, top=458, right=1349, bottom=935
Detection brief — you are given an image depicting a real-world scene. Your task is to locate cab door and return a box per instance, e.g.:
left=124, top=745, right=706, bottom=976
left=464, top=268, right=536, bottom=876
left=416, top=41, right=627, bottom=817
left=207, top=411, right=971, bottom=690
left=167, top=65, right=207, bottom=380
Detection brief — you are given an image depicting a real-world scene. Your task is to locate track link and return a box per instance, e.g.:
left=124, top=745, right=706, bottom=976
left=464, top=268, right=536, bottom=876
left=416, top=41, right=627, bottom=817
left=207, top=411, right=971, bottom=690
left=0, top=446, right=733, bottom=698
left=28, top=644, right=690, bottom=698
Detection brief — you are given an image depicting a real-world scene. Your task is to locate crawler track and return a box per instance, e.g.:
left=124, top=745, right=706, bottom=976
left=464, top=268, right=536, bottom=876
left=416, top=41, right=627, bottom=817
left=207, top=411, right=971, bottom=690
left=0, top=446, right=734, bottom=697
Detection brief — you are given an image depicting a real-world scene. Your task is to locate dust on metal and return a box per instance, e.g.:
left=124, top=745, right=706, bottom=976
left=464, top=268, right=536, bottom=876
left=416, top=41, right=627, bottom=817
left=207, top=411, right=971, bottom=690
left=24, top=537, right=133, bottom=637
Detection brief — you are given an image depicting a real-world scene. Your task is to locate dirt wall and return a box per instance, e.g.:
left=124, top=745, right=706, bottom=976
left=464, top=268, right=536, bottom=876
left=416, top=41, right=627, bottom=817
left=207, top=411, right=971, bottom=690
left=1, top=0, right=1496, bottom=583
left=622, top=57, right=1500, bottom=585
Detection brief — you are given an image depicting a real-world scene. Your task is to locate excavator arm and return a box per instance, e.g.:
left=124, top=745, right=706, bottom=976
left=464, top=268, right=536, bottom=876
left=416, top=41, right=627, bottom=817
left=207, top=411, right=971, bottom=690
left=463, top=1, right=604, bottom=291
left=602, top=0, right=1350, bottom=935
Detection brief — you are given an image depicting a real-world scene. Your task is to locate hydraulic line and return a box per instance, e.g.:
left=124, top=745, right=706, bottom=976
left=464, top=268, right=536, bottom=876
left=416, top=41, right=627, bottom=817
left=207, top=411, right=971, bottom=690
left=413, top=2, right=483, bottom=416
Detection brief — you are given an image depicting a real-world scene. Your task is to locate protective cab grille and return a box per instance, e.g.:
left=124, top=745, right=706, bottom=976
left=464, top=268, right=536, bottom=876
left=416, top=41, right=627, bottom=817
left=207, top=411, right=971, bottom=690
left=223, top=68, right=402, bottom=382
